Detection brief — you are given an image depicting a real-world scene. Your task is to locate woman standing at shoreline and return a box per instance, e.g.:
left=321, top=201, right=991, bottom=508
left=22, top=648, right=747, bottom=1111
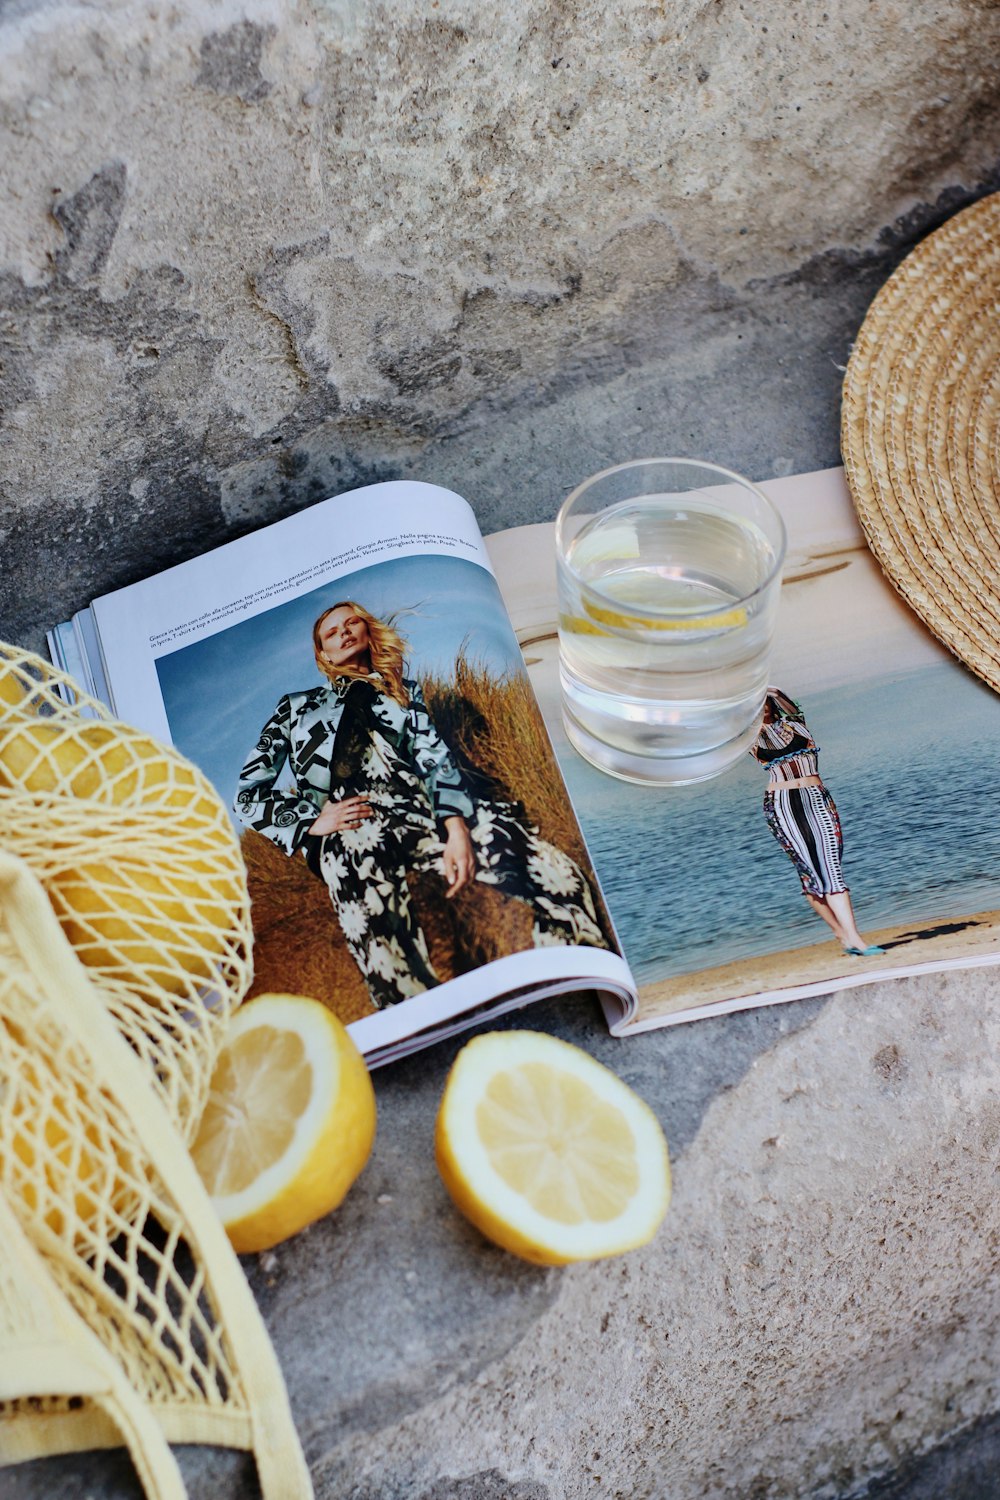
left=751, top=687, right=883, bottom=957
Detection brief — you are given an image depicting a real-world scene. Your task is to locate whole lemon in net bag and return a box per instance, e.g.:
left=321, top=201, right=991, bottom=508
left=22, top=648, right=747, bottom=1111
left=0, top=644, right=254, bottom=1267
left=0, top=710, right=248, bottom=1005
left=0, top=662, right=29, bottom=710
left=4, top=1043, right=139, bottom=1241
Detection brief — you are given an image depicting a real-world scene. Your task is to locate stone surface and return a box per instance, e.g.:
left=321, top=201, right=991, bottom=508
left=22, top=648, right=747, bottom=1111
left=4, top=3, right=1000, bottom=1497
left=300, top=976, right=1000, bottom=1500
left=850, top=1409, right=1000, bottom=1498
left=9, top=981, right=1000, bottom=1499
left=2, top=0, right=1000, bottom=642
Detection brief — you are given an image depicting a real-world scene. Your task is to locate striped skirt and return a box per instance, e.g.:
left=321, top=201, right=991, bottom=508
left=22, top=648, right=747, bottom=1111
left=764, top=783, right=847, bottom=897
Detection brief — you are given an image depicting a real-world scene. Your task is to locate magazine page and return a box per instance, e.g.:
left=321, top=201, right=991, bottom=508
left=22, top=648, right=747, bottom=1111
left=66, top=480, right=634, bottom=1060
left=89, top=482, right=487, bottom=737
left=487, top=466, right=1000, bottom=1031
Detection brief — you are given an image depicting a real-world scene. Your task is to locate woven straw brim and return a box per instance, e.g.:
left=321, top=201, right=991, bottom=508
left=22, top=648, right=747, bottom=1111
left=841, top=191, right=1000, bottom=692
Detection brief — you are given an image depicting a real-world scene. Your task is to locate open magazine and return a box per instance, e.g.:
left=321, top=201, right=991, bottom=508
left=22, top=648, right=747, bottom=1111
left=49, top=468, right=1000, bottom=1062
left=48, top=483, right=632, bottom=1066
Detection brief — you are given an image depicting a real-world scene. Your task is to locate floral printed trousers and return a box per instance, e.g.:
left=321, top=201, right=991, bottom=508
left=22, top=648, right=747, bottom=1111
left=316, top=733, right=608, bottom=1009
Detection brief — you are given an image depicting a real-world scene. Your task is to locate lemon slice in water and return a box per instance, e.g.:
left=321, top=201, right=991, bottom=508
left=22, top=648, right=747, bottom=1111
left=560, top=601, right=748, bottom=635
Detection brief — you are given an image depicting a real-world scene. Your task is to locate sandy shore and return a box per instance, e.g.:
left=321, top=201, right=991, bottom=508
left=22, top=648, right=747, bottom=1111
left=633, top=909, right=1000, bottom=1025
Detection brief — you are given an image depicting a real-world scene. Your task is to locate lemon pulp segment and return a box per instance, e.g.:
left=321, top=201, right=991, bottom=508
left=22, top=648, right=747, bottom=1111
left=477, top=1063, right=639, bottom=1224
left=195, top=1027, right=310, bottom=1196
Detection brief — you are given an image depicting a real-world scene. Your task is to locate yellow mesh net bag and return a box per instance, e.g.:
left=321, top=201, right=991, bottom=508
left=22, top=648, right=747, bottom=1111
left=0, top=644, right=312, bottom=1496
left=0, top=643, right=251, bottom=1137
left=0, top=1185, right=186, bottom=1500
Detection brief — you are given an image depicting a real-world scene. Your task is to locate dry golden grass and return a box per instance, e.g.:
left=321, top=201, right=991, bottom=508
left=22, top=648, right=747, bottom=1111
left=422, top=652, right=589, bottom=871
left=242, top=656, right=609, bottom=1026
left=242, top=830, right=373, bottom=1020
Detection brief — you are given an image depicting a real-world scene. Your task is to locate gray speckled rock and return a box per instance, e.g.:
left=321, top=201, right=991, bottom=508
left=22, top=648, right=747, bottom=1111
left=2, top=0, right=1000, bottom=640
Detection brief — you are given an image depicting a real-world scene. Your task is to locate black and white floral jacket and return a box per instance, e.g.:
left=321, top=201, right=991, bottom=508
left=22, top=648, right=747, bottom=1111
left=234, top=675, right=475, bottom=859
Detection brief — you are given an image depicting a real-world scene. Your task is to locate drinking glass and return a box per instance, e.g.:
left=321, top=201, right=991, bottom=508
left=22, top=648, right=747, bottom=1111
left=555, top=458, right=786, bottom=785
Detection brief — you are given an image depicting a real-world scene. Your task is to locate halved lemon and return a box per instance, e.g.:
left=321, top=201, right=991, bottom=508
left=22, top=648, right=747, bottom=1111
left=435, top=1031, right=670, bottom=1265
left=191, top=994, right=376, bottom=1253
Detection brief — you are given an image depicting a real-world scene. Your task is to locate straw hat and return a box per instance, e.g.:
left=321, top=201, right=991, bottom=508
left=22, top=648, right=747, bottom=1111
left=841, top=191, right=1000, bottom=693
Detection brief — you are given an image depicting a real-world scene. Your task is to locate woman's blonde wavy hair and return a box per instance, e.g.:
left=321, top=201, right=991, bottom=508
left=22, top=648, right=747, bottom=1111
left=312, top=601, right=409, bottom=706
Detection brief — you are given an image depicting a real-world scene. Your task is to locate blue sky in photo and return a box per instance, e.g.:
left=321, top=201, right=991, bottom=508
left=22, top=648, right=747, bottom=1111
left=155, top=553, right=522, bottom=812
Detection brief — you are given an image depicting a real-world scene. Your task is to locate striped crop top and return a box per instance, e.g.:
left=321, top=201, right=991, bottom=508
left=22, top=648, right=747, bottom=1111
left=751, top=716, right=820, bottom=783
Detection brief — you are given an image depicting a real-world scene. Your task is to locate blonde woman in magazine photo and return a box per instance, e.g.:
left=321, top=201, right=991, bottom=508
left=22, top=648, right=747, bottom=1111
left=750, top=687, right=884, bottom=958
left=234, top=600, right=608, bottom=1008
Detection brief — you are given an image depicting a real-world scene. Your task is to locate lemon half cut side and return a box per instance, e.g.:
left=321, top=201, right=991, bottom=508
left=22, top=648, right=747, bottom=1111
left=191, top=993, right=376, bottom=1254
left=435, top=1030, right=671, bottom=1265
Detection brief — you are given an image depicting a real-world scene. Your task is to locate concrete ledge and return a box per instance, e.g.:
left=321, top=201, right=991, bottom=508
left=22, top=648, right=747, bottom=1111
left=3, top=0, right=1000, bottom=646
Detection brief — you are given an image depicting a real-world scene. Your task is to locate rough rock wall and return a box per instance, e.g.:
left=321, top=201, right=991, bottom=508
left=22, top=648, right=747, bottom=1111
left=2, top=0, right=1000, bottom=642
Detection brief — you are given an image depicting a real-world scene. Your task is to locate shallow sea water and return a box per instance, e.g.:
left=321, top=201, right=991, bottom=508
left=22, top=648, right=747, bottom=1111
left=559, top=663, right=1000, bottom=985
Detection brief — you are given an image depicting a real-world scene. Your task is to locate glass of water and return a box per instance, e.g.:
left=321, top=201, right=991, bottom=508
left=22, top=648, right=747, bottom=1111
left=556, top=458, right=787, bottom=785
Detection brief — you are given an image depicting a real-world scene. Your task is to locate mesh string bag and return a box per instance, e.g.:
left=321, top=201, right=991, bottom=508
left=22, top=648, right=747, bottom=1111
left=0, top=852, right=313, bottom=1496
left=0, top=850, right=311, bottom=1494
left=0, top=643, right=312, bottom=1496
left=0, top=1185, right=186, bottom=1500
left=0, top=641, right=251, bottom=1138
